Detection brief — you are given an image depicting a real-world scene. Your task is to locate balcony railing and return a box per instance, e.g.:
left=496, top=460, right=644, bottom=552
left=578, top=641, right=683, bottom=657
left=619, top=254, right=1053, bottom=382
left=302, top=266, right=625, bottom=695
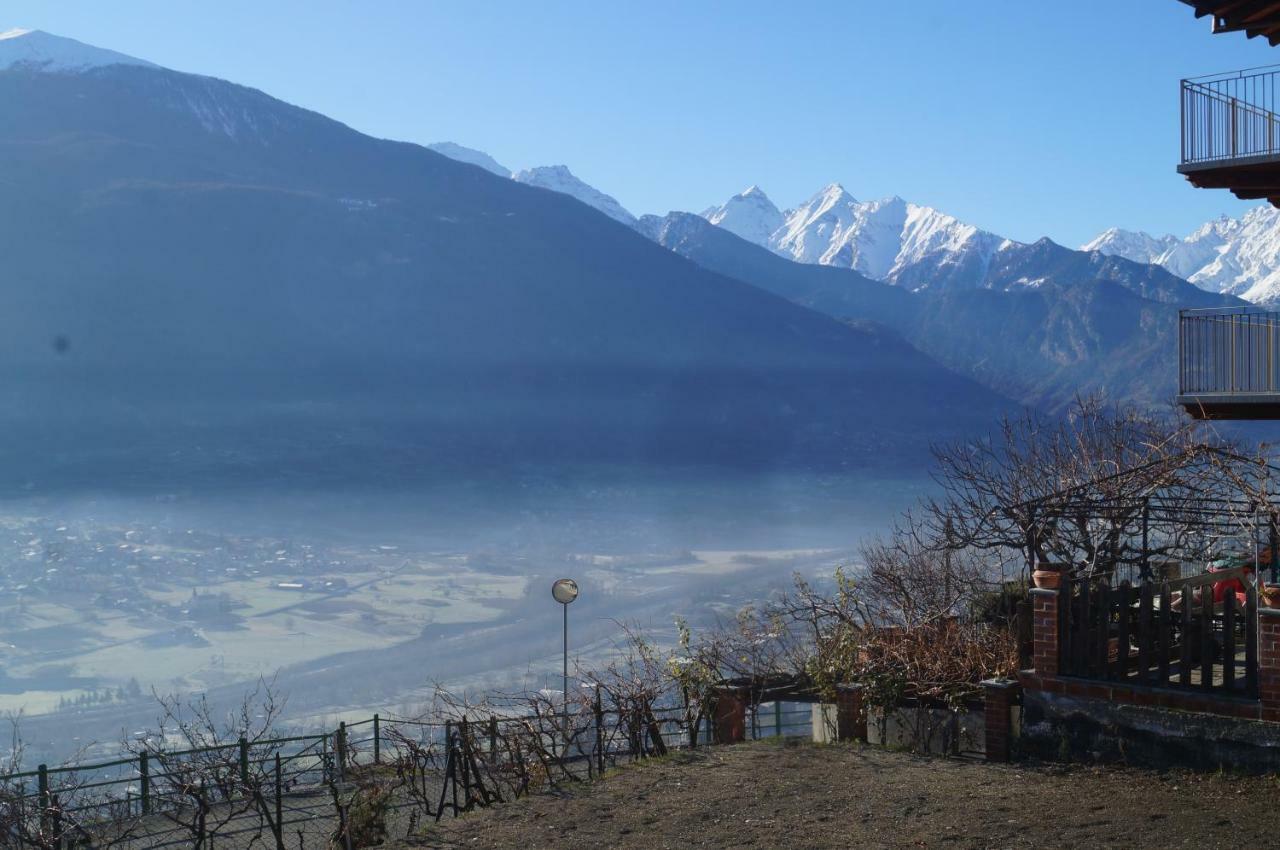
left=1179, top=307, right=1280, bottom=395
left=1182, top=65, right=1280, bottom=166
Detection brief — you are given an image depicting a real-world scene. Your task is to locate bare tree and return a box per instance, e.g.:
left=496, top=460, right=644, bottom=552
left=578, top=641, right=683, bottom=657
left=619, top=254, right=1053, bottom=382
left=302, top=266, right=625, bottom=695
left=0, top=715, right=139, bottom=849
left=125, top=678, right=285, bottom=849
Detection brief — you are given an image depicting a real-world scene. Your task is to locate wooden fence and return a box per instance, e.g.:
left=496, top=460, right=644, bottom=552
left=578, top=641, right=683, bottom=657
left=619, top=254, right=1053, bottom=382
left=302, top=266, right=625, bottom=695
left=1057, top=567, right=1259, bottom=698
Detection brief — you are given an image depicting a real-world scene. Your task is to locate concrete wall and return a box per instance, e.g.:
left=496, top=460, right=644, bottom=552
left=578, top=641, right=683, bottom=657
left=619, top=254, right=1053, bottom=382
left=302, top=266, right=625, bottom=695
left=867, top=704, right=986, bottom=757
left=1022, top=688, right=1280, bottom=773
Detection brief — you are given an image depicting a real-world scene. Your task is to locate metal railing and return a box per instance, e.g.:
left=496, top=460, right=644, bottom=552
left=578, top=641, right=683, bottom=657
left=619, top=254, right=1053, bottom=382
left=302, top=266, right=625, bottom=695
left=1182, top=65, right=1280, bottom=165
left=1179, top=307, right=1280, bottom=395
left=0, top=702, right=814, bottom=848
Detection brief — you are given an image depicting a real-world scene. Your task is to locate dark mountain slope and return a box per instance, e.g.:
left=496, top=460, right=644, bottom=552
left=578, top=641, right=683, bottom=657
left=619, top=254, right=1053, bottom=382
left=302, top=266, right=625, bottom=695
left=983, top=238, right=1234, bottom=307
left=636, top=212, right=915, bottom=327
left=0, top=65, right=1010, bottom=478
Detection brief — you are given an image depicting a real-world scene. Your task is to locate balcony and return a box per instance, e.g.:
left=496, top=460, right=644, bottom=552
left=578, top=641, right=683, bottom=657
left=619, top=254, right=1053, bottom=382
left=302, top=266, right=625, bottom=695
left=1180, top=65, right=1280, bottom=205
left=1178, top=307, right=1280, bottom=418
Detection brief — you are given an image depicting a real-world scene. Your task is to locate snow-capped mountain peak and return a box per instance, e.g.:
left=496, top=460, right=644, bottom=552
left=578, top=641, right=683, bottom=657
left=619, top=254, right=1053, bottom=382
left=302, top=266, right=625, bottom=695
left=425, top=142, right=511, bottom=177
left=1079, top=228, right=1179, bottom=265
left=1084, top=206, right=1280, bottom=303
left=695, top=180, right=1015, bottom=291
left=701, top=185, right=783, bottom=247
left=0, top=28, right=157, bottom=73
left=513, top=165, right=636, bottom=226
left=771, top=184, right=862, bottom=267
left=425, top=143, right=638, bottom=226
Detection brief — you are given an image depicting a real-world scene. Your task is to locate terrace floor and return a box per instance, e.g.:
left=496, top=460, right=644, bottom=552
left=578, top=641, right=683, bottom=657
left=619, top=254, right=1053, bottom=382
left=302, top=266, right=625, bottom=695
left=397, top=740, right=1280, bottom=849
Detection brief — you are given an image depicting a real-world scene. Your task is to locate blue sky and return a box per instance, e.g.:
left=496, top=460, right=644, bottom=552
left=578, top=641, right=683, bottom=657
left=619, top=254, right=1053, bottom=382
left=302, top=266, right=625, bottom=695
left=6, top=1, right=1280, bottom=246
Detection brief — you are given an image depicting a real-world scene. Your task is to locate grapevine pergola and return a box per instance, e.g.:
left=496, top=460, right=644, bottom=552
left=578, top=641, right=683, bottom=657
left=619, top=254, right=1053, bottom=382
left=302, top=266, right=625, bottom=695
left=1006, top=446, right=1280, bottom=584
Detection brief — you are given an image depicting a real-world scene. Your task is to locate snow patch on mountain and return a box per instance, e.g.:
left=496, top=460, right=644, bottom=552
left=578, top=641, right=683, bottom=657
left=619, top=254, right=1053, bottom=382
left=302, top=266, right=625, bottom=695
left=0, top=28, right=156, bottom=73
left=513, top=165, right=636, bottom=226
left=426, top=142, right=512, bottom=177
left=1080, top=228, right=1179, bottom=265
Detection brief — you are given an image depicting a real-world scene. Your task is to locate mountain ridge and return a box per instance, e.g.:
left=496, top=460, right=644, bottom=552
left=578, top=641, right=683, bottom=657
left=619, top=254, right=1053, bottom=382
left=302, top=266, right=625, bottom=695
left=1084, top=207, right=1280, bottom=303
left=0, top=29, right=1010, bottom=477
left=641, top=210, right=1241, bottom=411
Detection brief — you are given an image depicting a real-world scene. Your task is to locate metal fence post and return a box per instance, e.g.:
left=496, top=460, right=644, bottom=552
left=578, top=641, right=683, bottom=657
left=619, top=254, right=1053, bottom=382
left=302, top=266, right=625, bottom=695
left=489, top=715, right=498, bottom=758
left=774, top=700, right=782, bottom=737
left=239, top=735, right=249, bottom=786
left=373, top=714, right=381, bottom=765
left=139, top=751, right=151, bottom=815
left=37, top=764, right=50, bottom=841
left=593, top=693, right=604, bottom=773
left=197, top=779, right=208, bottom=846
left=50, top=791, right=62, bottom=850
left=274, top=752, right=283, bottom=849
left=337, top=722, right=348, bottom=772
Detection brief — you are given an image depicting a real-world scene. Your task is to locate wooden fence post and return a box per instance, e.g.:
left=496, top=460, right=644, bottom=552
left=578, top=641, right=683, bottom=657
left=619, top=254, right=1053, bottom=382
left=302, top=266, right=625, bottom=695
left=1258, top=606, right=1280, bottom=722
left=712, top=686, right=749, bottom=744
left=1015, top=598, right=1033, bottom=670
left=834, top=684, right=867, bottom=743
left=373, top=714, right=381, bottom=765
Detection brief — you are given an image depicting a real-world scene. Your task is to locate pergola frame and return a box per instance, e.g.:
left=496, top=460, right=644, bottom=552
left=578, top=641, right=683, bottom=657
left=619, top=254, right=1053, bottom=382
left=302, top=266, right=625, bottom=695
left=1007, top=446, right=1280, bottom=584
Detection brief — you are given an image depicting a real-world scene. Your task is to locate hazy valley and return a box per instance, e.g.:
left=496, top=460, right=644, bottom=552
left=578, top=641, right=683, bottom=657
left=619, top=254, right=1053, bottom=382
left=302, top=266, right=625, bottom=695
left=0, top=24, right=1271, bottom=770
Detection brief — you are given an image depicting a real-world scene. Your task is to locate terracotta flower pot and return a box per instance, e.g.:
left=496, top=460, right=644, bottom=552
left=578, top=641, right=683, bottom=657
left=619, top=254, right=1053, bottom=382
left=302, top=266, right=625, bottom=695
left=1032, top=567, right=1061, bottom=590
left=1261, top=585, right=1280, bottom=609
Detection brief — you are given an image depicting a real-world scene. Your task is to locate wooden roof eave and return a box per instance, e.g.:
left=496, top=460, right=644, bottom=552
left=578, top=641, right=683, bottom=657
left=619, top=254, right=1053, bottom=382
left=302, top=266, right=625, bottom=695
left=1183, top=0, right=1280, bottom=43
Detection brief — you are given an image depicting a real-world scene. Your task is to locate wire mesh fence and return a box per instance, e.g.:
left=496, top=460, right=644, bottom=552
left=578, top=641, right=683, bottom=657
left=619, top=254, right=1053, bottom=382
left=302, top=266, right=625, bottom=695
left=0, top=689, right=987, bottom=848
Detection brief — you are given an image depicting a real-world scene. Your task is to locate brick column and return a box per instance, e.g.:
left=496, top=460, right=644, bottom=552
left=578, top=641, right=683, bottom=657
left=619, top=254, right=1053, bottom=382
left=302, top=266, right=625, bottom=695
left=1030, top=587, right=1059, bottom=677
left=712, top=687, right=749, bottom=744
left=1259, top=607, right=1280, bottom=723
left=834, top=684, right=867, bottom=742
left=982, top=678, right=1020, bottom=762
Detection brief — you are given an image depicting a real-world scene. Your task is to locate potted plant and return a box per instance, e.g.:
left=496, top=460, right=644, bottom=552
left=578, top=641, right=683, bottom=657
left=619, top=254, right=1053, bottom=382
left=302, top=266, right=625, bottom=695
left=1032, top=563, right=1063, bottom=590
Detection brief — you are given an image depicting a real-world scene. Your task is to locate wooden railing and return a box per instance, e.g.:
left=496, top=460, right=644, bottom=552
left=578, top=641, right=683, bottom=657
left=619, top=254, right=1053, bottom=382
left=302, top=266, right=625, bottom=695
left=1058, top=568, right=1259, bottom=698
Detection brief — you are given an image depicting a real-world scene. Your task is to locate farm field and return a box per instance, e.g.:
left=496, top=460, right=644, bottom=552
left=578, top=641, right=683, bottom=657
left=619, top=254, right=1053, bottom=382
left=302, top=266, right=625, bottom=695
left=0, top=471, right=917, bottom=764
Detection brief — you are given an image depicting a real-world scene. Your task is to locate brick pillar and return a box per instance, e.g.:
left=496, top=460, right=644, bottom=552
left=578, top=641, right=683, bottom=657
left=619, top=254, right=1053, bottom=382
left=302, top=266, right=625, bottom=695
left=1259, top=607, right=1280, bottom=723
left=982, top=678, right=1020, bottom=762
left=834, top=684, right=867, bottom=742
left=1030, top=587, right=1059, bottom=677
left=712, top=687, right=749, bottom=744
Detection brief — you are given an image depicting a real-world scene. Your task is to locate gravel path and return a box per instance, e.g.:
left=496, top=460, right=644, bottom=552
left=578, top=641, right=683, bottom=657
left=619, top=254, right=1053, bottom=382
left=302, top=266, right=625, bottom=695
left=392, top=740, right=1280, bottom=849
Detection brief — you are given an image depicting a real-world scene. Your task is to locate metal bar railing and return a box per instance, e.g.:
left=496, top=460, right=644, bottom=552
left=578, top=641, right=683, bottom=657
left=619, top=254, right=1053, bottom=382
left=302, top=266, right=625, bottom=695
left=1181, top=65, right=1280, bottom=165
left=1178, top=308, right=1280, bottom=395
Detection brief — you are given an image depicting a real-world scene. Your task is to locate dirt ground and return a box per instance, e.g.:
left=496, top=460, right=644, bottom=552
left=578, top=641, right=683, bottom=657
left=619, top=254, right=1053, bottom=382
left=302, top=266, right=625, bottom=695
left=391, top=740, right=1280, bottom=850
